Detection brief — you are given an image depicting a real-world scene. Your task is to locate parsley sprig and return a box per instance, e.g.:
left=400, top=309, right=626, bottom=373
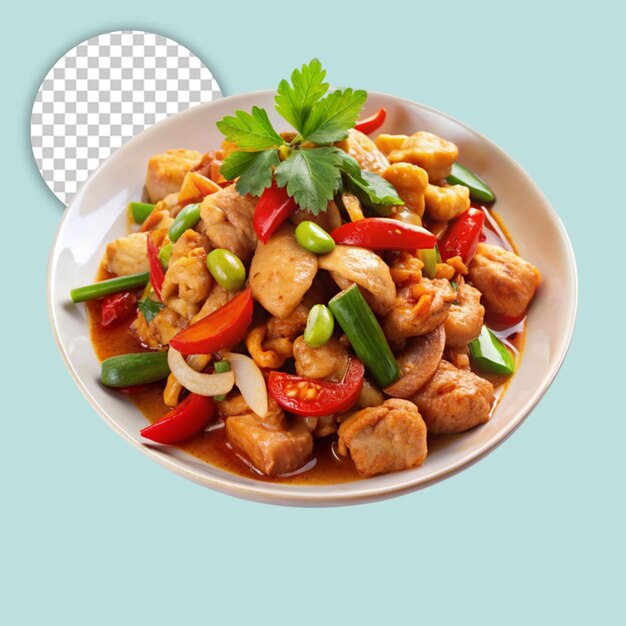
left=218, top=59, right=403, bottom=215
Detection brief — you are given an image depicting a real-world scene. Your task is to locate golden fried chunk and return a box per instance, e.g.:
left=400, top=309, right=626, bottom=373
left=382, top=163, right=429, bottom=216
left=412, top=361, right=495, bottom=434
left=337, top=129, right=389, bottom=174
left=375, top=134, right=409, bottom=155
left=105, top=232, right=149, bottom=276
left=424, top=183, right=470, bottom=221
left=293, top=336, right=349, bottom=381
left=161, top=247, right=212, bottom=319
left=388, top=132, right=459, bottom=181
left=469, top=244, right=541, bottom=318
left=145, top=149, right=203, bottom=203
left=337, top=399, right=427, bottom=477
left=444, top=281, right=485, bottom=348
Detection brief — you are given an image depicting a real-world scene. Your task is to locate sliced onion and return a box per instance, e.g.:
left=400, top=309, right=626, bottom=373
left=167, top=348, right=234, bottom=397
left=223, top=352, right=268, bottom=418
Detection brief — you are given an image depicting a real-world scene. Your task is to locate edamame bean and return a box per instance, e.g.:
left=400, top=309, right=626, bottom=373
left=168, top=203, right=201, bottom=242
left=206, top=248, right=246, bottom=291
left=295, top=221, right=335, bottom=254
left=304, top=304, right=335, bottom=348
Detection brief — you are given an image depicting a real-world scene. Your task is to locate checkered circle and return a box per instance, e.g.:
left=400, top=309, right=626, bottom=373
left=31, top=30, right=222, bottom=205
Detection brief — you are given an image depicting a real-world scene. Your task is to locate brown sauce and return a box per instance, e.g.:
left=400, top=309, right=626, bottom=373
left=88, top=205, right=525, bottom=485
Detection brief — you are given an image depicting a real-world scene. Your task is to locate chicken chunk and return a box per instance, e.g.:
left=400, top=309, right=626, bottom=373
left=105, top=232, right=149, bottom=276
left=337, top=129, right=389, bottom=174
left=468, top=244, right=541, bottom=318
left=412, top=361, right=495, bottom=434
left=266, top=303, right=310, bottom=340
left=198, top=185, right=257, bottom=263
left=149, top=306, right=186, bottom=346
left=424, top=183, right=470, bottom=221
left=319, top=245, right=396, bottom=316
left=293, top=336, right=349, bottom=381
left=375, top=134, right=409, bottom=155
left=388, top=132, right=459, bottom=181
left=145, top=149, right=203, bottom=203
left=161, top=247, right=212, bottom=319
left=337, top=399, right=427, bottom=477
left=226, top=414, right=313, bottom=476
left=250, top=223, right=318, bottom=319
left=384, top=325, right=445, bottom=398
left=444, top=281, right=484, bottom=348
left=383, top=279, right=456, bottom=342
left=170, top=229, right=211, bottom=264
left=382, top=163, right=429, bottom=216
left=291, top=201, right=342, bottom=232
left=190, top=284, right=234, bottom=324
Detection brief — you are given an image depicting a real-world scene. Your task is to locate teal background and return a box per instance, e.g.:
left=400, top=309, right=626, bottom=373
left=2, top=1, right=623, bottom=623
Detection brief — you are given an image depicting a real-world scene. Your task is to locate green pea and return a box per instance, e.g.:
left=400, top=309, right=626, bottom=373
left=304, top=304, right=335, bottom=348
left=206, top=248, right=246, bottom=291
left=158, top=242, right=172, bottom=268
left=295, top=221, right=336, bottom=254
left=168, top=203, right=201, bottom=242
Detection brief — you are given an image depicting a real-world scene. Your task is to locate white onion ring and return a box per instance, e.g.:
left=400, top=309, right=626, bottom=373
left=167, top=348, right=235, bottom=397
left=223, top=352, right=268, bottom=418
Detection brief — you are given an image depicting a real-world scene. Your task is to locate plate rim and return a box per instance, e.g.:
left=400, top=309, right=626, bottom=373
left=47, top=89, right=579, bottom=506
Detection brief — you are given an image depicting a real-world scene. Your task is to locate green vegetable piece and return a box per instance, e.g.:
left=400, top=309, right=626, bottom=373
left=469, top=326, right=516, bottom=375
left=304, top=304, right=335, bottom=348
left=129, top=202, right=155, bottom=224
left=343, top=170, right=403, bottom=216
left=158, top=242, right=172, bottom=268
left=138, top=297, right=165, bottom=324
left=70, top=271, right=150, bottom=303
left=329, top=284, right=401, bottom=388
left=446, top=163, right=495, bottom=203
left=417, top=247, right=438, bottom=279
left=295, top=221, right=335, bottom=254
left=206, top=248, right=246, bottom=292
left=213, top=360, right=232, bottom=401
left=101, top=351, right=170, bottom=388
left=168, top=203, right=201, bottom=242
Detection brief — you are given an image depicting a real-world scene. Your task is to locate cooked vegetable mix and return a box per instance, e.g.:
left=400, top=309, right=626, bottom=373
left=72, top=59, right=541, bottom=482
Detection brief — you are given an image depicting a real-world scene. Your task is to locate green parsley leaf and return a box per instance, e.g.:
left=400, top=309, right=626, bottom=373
left=275, top=147, right=343, bottom=214
left=303, top=88, right=367, bottom=144
left=343, top=170, right=404, bottom=216
left=274, top=58, right=329, bottom=133
left=138, top=297, right=165, bottom=324
left=216, top=106, right=285, bottom=150
left=220, top=149, right=279, bottom=196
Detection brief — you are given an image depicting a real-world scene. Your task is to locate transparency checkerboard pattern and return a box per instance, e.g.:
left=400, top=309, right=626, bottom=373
left=31, top=31, right=222, bottom=205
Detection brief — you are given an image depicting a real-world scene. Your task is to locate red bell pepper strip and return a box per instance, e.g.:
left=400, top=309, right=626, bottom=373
left=439, top=207, right=486, bottom=263
left=253, top=181, right=297, bottom=243
left=140, top=393, right=216, bottom=444
left=330, top=218, right=436, bottom=251
left=169, top=287, right=253, bottom=355
left=268, top=358, right=364, bottom=417
left=354, top=107, right=387, bottom=135
left=100, top=291, right=137, bottom=328
left=147, top=235, right=165, bottom=301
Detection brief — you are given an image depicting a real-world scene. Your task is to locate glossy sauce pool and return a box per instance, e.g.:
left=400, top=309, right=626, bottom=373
left=88, top=206, right=525, bottom=485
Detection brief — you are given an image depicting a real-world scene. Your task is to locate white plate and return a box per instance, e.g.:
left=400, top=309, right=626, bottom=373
left=48, top=91, right=577, bottom=506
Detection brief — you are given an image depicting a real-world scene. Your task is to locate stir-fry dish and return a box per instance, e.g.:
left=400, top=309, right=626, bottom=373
left=71, top=60, right=541, bottom=481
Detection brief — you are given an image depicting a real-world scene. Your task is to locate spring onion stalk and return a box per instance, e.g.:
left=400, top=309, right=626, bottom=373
left=213, top=360, right=231, bottom=401
left=129, top=202, right=155, bottom=224
left=70, top=271, right=150, bottom=303
left=446, top=163, right=495, bottom=203
left=469, top=326, right=516, bottom=375
left=329, top=285, right=401, bottom=387
left=101, top=351, right=170, bottom=387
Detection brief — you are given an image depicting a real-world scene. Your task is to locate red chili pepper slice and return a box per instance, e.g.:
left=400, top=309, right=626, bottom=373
left=439, top=208, right=486, bottom=263
left=354, top=107, right=387, bottom=135
left=331, top=217, right=436, bottom=251
left=169, top=287, right=253, bottom=355
left=268, top=358, right=364, bottom=417
left=253, top=181, right=297, bottom=243
left=140, top=393, right=216, bottom=444
left=147, top=235, right=165, bottom=301
left=100, top=291, right=137, bottom=328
